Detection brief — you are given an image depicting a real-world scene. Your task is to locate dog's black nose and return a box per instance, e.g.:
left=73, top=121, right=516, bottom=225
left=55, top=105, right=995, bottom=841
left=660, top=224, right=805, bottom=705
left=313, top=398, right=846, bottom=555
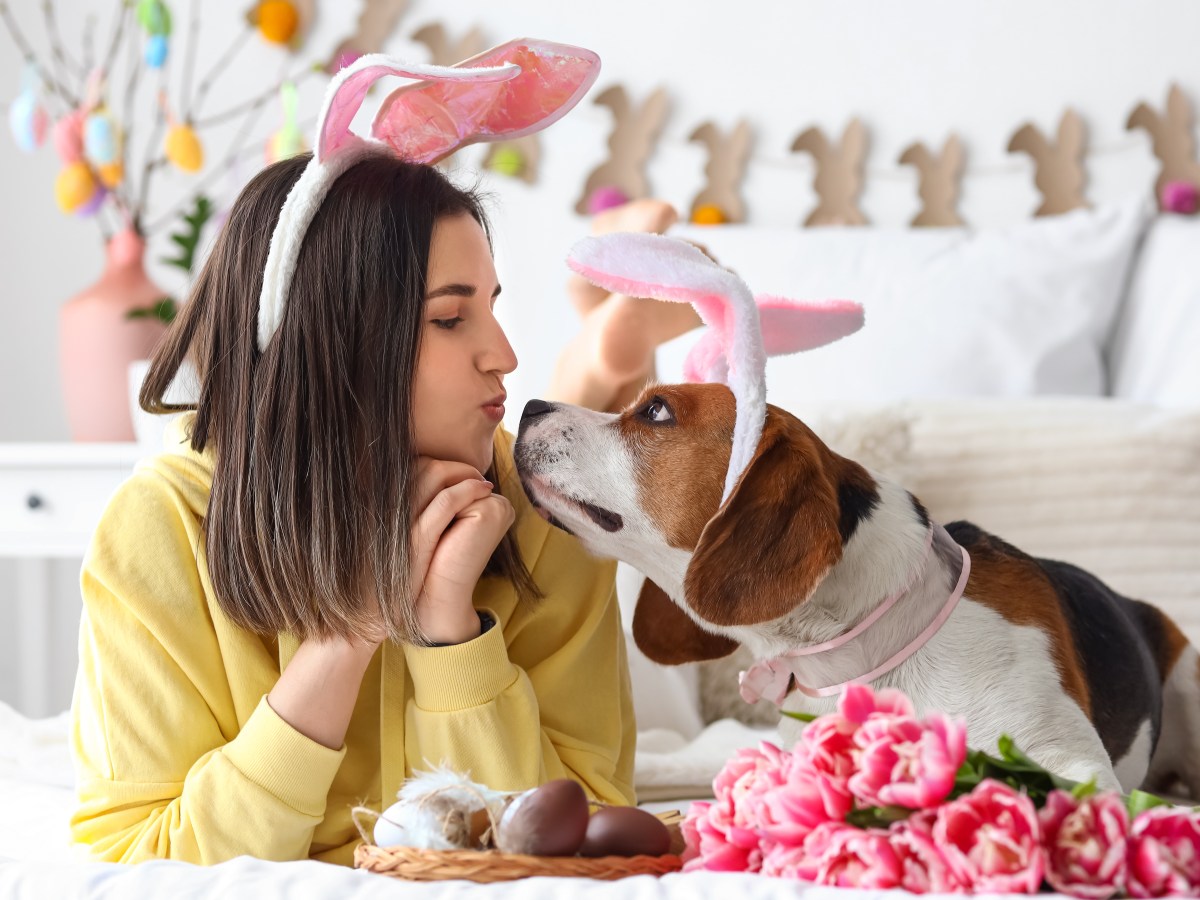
left=522, top=399, right=554, bottom=420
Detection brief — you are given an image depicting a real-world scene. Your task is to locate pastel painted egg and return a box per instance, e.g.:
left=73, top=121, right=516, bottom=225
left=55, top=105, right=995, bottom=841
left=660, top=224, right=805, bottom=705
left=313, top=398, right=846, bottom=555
left=55, top=162, right=98, bottom=213
left=488, top=145, right=525, bottom=178
left=690, top=203, right=727, bottom=225
left=53, top=111, right=85, bottom=164
left=266, top=129, right=304, bottom=163
left=578, top=806, right=671, bottom=858
left=587, top=185, right=629, bottom=215
left=8, top=92, right=48, bottom=152
left=258, top=0, right=299, bottom=45
left=98, top=161, right=124, bottom=188
left=1161, top=180, right=1199, bottom=215
left=165, top=124, right=203, bottom=172
left=145, top=34, right=169, bottom=68
left=84, top=113, right=118, bottom=165
left=494, top=779, right=589, bottom=856
left=136, top=0, right=171, bottom=35
left=76, top=184, right=107, bottom=217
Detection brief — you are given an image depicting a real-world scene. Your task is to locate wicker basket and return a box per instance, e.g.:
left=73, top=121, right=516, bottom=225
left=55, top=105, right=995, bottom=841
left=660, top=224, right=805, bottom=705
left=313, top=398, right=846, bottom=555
left=352, top=807, right=686, bottom=883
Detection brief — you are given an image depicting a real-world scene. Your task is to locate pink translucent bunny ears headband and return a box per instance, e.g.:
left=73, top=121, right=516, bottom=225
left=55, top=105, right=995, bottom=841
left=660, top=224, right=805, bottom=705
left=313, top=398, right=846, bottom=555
left=256, top=39, right=601, bottom=352
left=567, top=234, right=864, bottom=503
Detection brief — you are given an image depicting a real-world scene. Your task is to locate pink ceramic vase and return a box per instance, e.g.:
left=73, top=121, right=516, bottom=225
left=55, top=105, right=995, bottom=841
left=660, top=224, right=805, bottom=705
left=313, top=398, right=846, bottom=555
left=59, top=229, right=169, bottom=441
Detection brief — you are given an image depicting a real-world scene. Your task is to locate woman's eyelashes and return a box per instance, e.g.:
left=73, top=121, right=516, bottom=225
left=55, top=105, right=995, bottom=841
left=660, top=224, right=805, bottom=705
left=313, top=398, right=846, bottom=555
left=430, top=316, right=464, bottom=330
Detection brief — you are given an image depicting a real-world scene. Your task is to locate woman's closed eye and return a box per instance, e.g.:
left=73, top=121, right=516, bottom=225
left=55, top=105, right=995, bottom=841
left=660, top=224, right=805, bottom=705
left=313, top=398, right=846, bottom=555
left=431, top=316, right=464, bottom=330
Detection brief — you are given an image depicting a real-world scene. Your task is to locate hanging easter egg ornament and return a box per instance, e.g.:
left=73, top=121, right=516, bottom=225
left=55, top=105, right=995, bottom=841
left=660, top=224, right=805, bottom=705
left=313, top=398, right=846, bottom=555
left=136, top=0, right=172, bottom=36
left=265, top=81, right=304, bottom=163
left=145, top=34, right=169, bottom=69
left=98, top=161, right=124, bottom=188
left=690, top=202, right=728, bottom=225
left=54, top=161, right=98, bottom=213
left=76, top=184, right=107, bottom=217
left=53, top=110, right=86, bottom=164
left=84, top=109, right=119, bottom=166
left=8, top=63, right=48, bottom=152
left=257, top=0, right=299, bottom=46
left=166, top=123, right=203, bottom=171
left=586, top=185, right=629, bottom=215
left=160, top=93, right=203, bottom=172
left=488, top=144, right=526, bottom=178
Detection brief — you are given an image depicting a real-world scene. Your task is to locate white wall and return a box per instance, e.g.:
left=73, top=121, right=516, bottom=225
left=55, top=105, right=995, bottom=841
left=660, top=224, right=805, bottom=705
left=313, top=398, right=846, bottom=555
left=1, top=0, right=1198, bottom=712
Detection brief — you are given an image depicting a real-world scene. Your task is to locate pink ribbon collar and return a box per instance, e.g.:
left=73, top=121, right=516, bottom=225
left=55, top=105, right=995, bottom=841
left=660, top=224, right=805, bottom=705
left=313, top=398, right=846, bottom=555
left=738, top=522, right=972, bottom=705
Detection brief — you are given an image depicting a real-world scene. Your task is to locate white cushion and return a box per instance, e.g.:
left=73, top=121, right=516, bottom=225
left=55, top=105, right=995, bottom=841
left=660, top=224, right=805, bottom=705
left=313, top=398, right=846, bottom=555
left=663, top=201, right=1151, bottom=417
left=898, top=397, right=1200, bottom=645
left=1108, top=216, right=1200, bottom=407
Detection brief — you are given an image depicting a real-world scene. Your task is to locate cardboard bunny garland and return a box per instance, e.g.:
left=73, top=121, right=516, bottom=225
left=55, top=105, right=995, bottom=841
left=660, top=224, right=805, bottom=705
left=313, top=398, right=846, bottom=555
left=256, top=39, right=600, bottom=351
left=567, top=232, right=864, bottom=503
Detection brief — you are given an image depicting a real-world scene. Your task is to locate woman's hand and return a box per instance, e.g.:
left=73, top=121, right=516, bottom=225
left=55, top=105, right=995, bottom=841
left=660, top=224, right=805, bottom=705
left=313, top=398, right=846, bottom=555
left=410, top=457, right=515, bottom=644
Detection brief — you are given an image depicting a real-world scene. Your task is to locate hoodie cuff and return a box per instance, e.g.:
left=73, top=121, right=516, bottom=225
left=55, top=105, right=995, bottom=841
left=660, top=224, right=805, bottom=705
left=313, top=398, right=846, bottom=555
left=223, top=696, right=347, bottom=816
left=404, top=608, right=519, bottom=712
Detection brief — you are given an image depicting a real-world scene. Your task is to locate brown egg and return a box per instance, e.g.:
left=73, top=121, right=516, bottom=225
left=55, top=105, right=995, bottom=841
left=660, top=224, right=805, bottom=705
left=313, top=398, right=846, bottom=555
left=578, top=806, right=672, bottom=858
left=494, top=779, right=589, bottom=856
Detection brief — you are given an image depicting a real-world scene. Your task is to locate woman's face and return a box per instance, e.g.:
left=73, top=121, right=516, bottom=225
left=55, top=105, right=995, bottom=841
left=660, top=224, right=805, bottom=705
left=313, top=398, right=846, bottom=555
left=412, top=213, right=518, bottom=474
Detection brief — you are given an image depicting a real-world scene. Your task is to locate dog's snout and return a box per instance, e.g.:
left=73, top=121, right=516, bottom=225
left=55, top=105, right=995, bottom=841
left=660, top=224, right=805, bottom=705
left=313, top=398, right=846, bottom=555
left=522, top=399, right=554, bottom=421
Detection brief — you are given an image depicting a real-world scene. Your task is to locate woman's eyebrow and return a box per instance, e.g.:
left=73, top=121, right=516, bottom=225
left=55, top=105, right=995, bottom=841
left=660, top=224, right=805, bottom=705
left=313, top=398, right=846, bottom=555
left=425, top=283, right=503, bottom=300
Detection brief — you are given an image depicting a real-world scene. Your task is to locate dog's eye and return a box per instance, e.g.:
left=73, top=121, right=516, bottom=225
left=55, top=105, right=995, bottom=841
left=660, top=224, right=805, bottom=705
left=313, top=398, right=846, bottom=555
left=642, top=397, right=674, bottom=424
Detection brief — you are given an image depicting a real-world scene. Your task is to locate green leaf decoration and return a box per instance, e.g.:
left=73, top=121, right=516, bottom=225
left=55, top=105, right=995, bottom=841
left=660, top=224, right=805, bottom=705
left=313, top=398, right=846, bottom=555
left=160, top=194, right=213, bottom=275
left=845, top=805, right=912, bottom=829
left=126, top=296, right=177, bottom=324
left=1071, top=779, right=1099, bottom=800
left=1126, top=790, right=1171, bottom=817
left=780, top=710, right=818, bottom=724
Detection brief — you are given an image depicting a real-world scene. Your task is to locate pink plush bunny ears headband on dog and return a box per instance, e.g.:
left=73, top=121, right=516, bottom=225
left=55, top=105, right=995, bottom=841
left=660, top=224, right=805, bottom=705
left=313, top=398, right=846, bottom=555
left=567, top=234, right=865, bottom=504
left=256, top=39, right=601, bottom=352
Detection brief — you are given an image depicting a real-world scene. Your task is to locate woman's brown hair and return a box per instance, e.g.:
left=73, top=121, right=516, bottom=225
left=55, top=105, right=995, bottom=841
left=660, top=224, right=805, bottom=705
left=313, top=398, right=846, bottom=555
left=141, top=152, right=538, bottom=645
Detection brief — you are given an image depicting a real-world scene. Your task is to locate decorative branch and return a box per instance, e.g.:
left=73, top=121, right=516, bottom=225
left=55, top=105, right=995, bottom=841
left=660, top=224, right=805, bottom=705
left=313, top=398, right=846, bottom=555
left=191, top=64, right=318, bottom=129
left=99, top=0, right=129, bottom=78
left=180, top=0, right=201, bottom=123
left=81, top=11, right=95, bottom=73
left=134, top=72, right=171, bottom=233
left=116, top=6, right=144, bottom=221
left=40, top=0, right=83, bottom=86
left=187, top=26, right=251, bottom=124
left=0, top=0, right=79, bottom=108
left=145, top=114, right=318, bottom=235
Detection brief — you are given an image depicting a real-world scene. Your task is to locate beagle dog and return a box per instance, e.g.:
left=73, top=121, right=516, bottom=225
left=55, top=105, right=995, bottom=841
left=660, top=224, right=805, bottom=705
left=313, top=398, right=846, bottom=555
left=513, top=383, right=1200, bottom=798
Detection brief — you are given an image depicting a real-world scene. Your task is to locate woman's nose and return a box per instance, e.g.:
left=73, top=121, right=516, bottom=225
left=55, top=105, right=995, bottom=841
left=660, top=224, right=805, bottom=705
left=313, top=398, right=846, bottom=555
left=482, top=316, right=518, bottom=375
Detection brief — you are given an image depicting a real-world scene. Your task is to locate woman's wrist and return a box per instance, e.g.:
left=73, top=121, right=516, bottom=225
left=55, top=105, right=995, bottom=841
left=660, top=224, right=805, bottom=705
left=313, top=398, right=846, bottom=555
left=268, top=635, right=377, bottom=749
left=419, top=592, right=484, bottom=645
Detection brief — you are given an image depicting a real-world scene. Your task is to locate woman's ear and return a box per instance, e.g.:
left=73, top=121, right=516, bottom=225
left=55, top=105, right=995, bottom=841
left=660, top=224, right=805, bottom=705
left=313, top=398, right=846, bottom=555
left=683, top=410, right=843, bottom=627
left=632, top=578, right=738, bottom=665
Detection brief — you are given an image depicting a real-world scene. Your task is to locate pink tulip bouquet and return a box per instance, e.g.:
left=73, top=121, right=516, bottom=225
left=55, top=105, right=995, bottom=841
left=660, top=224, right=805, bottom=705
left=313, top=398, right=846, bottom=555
left=682, top=684, right=1200, bottom=897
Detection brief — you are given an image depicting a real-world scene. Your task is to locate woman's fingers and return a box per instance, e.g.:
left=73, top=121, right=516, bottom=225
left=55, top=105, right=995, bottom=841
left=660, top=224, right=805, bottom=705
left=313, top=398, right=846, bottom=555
left=410, top=477, right=494, bottom=573
left=413, top=456, right=487, bottom=514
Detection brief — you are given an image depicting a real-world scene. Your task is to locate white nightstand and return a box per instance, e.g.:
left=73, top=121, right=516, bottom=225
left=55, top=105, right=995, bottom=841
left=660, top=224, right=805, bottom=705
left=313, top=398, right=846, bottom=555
left=0, top=443, right=145, bottom=716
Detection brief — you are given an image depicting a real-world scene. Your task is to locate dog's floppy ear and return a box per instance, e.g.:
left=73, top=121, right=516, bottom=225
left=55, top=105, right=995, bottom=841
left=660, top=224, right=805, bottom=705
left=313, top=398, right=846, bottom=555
left=683, top=410, right=843, bottom=627
left=632, top=578, right=738, bottom=664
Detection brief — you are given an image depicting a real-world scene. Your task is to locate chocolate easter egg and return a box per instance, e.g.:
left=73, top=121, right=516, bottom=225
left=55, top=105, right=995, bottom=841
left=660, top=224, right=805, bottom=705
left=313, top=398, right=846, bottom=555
left=578, top=806, right=671, bottom=858
left=494, top=779, right=589, bottom=856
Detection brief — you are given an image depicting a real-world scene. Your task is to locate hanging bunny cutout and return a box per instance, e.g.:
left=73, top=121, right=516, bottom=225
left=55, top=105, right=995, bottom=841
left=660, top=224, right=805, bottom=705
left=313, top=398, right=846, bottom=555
left=567, top=233, right=864, bottom=503
left=257, top=39, right=601, bottom=352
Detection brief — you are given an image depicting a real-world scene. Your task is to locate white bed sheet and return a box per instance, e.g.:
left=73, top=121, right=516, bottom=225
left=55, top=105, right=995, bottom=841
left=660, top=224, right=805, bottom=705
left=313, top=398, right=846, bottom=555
left=0, top=702, right=1064, bottom=899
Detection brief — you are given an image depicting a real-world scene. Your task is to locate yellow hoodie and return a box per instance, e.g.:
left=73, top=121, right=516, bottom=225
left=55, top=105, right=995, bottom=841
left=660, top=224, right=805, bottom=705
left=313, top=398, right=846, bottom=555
left=70, top=415, right=636, bottom=865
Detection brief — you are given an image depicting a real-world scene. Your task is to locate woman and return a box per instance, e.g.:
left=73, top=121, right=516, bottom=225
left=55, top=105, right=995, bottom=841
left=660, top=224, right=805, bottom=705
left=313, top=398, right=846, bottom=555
left=70, top=153, right=636, bottom=865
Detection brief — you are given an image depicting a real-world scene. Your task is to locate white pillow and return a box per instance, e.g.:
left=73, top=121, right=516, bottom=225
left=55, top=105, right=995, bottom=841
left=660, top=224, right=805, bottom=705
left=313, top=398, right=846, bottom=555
left=664, top=201, right=1150, bottom=416
left=898, top=397, right=1200, bottom=645
left=1108, top=216, right=1200, bottom=407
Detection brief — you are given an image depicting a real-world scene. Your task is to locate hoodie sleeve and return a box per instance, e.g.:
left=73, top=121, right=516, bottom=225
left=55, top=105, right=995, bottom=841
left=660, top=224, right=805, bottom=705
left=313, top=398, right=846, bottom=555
left=70, top=472, right=348, bottom=864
